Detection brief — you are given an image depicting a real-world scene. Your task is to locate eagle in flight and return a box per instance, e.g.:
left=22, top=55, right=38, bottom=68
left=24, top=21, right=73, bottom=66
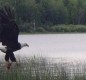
left=0, top=5, right=29, bottom=69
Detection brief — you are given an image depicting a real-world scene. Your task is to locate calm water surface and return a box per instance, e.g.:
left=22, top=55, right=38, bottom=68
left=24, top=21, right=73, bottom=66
left=1, top=33, right=86, bottom=60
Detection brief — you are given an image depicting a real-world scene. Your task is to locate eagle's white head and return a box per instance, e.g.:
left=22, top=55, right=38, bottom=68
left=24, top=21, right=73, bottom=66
left=20, top=43, right=29, bottom=48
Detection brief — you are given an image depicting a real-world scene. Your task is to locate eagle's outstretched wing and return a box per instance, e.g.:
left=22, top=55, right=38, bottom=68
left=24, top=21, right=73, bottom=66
left=0, top=6, right=19, bottom=46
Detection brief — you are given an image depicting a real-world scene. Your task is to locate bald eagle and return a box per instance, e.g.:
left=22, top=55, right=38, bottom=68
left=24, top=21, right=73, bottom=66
left=0, top=6, right=29, bottom=69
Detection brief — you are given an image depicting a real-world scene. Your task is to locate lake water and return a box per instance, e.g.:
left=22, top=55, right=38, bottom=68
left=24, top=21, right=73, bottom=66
left=0, top=33, right=86, bottom=60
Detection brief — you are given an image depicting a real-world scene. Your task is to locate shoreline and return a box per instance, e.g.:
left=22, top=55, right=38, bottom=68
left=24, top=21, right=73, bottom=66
left=20, top=32, right=86, bottom=35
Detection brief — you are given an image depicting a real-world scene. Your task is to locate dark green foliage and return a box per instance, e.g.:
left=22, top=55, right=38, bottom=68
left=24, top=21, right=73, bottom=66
left=1, top=0, right=86, bottom=32
left=36, top=27, right=46, bottom=32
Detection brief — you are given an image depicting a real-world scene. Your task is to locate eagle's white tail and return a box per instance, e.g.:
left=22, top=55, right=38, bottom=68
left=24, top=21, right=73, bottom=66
left=0, top=47, right=7, bottom=53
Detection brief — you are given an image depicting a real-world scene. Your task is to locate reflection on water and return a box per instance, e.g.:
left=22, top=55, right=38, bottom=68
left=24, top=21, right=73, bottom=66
left=0, top=34, right=86, bottom=60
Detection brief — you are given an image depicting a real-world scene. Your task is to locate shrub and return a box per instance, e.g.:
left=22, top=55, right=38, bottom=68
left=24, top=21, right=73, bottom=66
left=36, top=27, right=46, bottom=32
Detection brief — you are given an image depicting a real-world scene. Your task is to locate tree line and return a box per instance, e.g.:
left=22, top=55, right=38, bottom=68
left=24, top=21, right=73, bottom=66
left=0, top=0, right=86, bottom=32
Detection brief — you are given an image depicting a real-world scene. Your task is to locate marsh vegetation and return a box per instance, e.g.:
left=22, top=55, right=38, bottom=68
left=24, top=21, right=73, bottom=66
left=0, top=57, right=86, bottom=80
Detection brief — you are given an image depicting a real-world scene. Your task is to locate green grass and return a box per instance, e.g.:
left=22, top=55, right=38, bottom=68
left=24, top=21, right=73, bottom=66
left=20, top=24, right=86, bottom=33
left=0, top=57, right=86, bottom=80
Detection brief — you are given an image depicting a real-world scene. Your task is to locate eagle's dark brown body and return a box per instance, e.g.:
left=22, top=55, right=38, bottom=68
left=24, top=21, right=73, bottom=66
left=0, top=6, right=21, bottom=65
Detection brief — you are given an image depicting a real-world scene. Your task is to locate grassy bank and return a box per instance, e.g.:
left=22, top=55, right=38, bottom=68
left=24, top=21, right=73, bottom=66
left=0, top=57, right=86, bottom=80
left=48, top=25, right=86, bottom=32
left=20, top=24, right=86, bottom=34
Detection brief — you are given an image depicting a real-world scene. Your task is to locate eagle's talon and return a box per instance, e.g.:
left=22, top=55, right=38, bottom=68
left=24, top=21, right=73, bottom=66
left=6, top=63, right=12, bottom=70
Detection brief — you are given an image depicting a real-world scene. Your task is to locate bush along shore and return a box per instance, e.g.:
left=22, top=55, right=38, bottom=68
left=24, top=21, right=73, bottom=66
left=19, top=24, right=86, bottom=33
left=0, top=57, right=86, bottom=80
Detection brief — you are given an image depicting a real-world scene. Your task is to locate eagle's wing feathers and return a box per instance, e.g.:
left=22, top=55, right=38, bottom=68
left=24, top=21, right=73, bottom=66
left=0, top=6, right=19, bottom=46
